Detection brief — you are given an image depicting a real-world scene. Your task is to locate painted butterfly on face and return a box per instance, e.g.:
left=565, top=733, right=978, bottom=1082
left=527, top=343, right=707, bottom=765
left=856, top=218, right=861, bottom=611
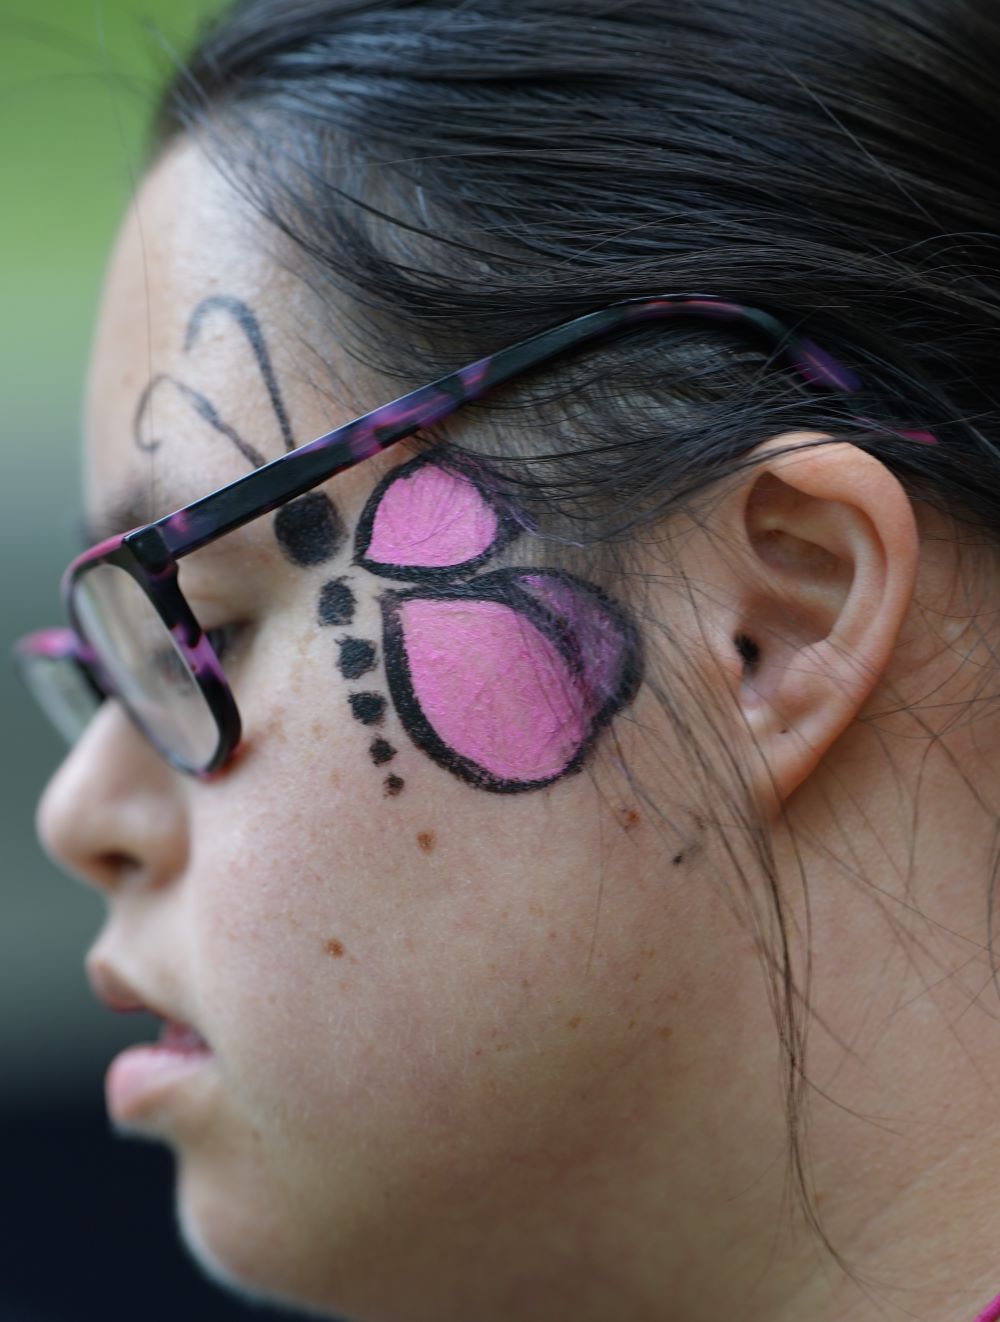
left=349, top=453, right=642, bottom=793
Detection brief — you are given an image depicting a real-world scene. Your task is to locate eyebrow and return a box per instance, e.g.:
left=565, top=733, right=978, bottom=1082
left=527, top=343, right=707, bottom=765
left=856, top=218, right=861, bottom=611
left=79, top=482, right=269, bottom=565
left=79, top=489, right=159, bottom=549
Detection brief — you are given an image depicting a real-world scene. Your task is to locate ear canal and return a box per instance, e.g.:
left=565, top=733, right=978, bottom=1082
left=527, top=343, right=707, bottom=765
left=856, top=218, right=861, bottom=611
left=734, top=633, right=760, bottom=671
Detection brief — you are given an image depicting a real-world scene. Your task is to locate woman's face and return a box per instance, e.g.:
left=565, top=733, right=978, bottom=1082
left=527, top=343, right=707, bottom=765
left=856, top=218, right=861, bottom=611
left=35, top=139, right=763, bottom=1321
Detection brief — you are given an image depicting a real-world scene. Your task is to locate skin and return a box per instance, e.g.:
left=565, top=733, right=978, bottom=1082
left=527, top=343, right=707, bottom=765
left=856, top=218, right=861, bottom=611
left=36, top=136, right=1000, bottom=1322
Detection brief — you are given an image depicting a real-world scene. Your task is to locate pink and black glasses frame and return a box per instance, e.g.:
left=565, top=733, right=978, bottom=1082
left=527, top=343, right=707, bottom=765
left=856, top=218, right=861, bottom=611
left=12, top=291, right=934, bottom=778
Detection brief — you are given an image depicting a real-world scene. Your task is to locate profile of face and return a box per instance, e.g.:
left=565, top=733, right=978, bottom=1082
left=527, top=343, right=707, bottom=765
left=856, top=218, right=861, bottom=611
left=38, top=134, right=975, bottom=1322
left=32, top=137, right=712, bottom=1319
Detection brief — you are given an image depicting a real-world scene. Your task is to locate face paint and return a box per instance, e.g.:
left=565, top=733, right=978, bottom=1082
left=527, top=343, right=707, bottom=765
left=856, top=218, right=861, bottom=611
left=348, top=692, right=387, bottom=726
left=184, top=294, right=296, bottom=452
left=336, top=638, right=378, bottom=680
left=274, top=492, right=346, bottom=567
left=134, top=372, right=267, bottom=467
left=381, top=571, right=638, bottom=791
left=317, top=579, right=356, bottom=627
left=321, top=454, right=642, bottom=794
left=369, top=737, right=397, bottom=766
left=354, top=454, right=516, bottom=579
left=130, top=296, right=347, bottom=567
left=129, top=299, right=640, bottom=797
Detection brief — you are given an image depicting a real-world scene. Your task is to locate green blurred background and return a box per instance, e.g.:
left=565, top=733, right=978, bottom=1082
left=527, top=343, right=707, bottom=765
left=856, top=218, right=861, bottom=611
left=1, top=0, right=226, bottom=1101
left=0, top=4, right=304, bottom=1318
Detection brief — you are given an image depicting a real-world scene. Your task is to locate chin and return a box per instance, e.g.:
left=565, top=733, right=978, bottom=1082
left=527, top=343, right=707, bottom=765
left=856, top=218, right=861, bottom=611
left=172, top=1157, right=346, bottom=1321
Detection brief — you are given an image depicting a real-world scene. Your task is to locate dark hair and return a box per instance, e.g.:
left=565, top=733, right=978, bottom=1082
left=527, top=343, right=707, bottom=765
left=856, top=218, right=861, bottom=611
left=152, top=0, right=1000, bottom=1282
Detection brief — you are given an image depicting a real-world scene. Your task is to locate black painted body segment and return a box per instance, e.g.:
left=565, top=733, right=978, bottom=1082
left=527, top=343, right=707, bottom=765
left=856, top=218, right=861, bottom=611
left=337, top=637, right=377, bottom=679
left=349, top=691, right=387, bottom=726
left=369, top=737, right=397, bottom=765
left=274, top=492, right=345, bottom=567
left=318, top=578, right=356, bottom=627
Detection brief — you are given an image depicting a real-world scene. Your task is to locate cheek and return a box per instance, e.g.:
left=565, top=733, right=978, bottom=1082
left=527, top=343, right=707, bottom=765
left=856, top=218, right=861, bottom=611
left=186, top=581, right=696, bottom=1172
left=188, top=745, right=689, bottom=1170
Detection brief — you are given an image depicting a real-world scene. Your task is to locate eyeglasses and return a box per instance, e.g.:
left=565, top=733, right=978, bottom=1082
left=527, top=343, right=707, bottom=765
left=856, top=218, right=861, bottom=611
left=11, top=292, right=929, bottom=778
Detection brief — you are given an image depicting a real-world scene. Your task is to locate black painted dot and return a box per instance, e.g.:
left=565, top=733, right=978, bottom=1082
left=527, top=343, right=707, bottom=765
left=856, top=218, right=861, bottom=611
left=383, top=774, right=405, bottom=797
left=318, top=578, right=356, bottom=627
left=370, top=737, right=397, bottom=766
left=337, top=637, right=377, bottom=680
left=349, top=691, right=386, bottom=726
left=274, top=492, right=345, bottom=567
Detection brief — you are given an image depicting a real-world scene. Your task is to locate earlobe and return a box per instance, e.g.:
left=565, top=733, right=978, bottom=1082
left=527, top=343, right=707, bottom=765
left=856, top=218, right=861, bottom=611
left=712, top=432, right=920, bottom=815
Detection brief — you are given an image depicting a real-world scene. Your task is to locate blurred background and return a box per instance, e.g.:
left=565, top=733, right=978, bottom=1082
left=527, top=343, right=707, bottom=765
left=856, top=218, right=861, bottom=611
left=1, top=3, right=300, bottom=1318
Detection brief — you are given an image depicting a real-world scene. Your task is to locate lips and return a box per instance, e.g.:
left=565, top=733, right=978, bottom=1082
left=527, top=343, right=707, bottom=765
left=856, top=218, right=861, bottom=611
left=87, top=957, right=208, bottom=1046
left=158, top=1019, right=210, bottom=1054
left=87, top=957, right=216, bottom=1123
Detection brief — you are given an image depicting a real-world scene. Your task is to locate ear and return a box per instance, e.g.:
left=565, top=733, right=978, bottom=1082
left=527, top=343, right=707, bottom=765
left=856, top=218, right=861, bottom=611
left=690, top=431, right=920, bottom=816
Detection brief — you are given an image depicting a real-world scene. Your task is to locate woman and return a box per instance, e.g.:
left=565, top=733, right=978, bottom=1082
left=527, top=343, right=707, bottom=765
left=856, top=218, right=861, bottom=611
left=16, top=1, right=1000, bottom=1318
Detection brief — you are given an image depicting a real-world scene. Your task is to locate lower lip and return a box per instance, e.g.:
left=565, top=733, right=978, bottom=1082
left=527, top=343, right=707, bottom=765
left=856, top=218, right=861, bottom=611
left=106, top=1042, right=215, bottom=1123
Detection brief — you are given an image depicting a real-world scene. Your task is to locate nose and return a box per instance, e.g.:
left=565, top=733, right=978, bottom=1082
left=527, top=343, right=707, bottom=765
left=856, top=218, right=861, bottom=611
left=36, top=697, right=189, bottom=894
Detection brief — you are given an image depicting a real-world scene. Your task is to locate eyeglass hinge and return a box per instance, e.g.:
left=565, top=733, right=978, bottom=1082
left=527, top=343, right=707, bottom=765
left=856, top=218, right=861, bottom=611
left=123, top=526, right=172, bottom=573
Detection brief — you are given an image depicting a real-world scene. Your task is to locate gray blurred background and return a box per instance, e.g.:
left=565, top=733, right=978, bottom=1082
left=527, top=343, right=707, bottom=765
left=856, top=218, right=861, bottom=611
left=1, top=3, right=300, bottom=1317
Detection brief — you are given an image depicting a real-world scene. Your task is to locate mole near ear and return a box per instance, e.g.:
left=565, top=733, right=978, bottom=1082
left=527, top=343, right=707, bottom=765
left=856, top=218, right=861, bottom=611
left=274, top=492, right=346, bottom=566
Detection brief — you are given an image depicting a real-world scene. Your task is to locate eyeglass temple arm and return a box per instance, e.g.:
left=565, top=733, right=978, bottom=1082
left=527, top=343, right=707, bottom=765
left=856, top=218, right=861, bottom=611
left=130, top=293, right=859, bottom=569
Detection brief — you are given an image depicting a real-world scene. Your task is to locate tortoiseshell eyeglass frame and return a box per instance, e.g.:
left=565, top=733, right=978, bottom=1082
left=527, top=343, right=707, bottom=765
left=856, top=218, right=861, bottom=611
left=11, top=291, right=937, bottom=779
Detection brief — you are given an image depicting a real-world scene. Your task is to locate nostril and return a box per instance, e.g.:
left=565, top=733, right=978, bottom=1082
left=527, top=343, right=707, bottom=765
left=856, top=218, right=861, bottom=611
left=89, top=849, right=145, bottom=892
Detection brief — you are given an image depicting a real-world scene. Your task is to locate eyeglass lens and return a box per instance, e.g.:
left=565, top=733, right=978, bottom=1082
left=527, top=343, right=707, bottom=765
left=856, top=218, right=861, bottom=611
left=72, top=563, right=218, bottom=770
left=18, top=650, right=102, bottom=747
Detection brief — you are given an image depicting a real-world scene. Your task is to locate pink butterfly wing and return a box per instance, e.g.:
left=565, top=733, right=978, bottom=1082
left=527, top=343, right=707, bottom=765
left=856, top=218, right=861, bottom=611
left=382, top=572, right=639, bottom=791
left=518, top=573, right=636, bottom=719
left=358, top=459, right=505, bottom=574
left=390, top=596, right=588, bottom=786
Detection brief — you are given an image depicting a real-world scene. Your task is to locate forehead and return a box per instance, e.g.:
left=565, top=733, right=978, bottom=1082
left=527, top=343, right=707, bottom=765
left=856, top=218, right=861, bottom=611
left=82, top=137, right=367, bottom=541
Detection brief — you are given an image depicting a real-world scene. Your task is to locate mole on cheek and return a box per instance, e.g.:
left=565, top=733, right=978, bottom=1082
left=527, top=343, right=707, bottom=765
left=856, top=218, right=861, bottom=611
left=416, top=831, right=435, bottom=853
left=383, top=774, right=405, bottom=797
left=274, top=492, right=346, bottom=566
left=323, top=938, right=346, bottom=958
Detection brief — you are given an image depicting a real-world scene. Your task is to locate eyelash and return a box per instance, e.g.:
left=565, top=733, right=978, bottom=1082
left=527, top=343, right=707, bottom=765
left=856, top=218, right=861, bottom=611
left=204, top=622, right=247, bottom=664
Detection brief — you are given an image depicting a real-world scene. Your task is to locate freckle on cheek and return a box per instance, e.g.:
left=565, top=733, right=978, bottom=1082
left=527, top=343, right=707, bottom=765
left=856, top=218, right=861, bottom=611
left=416, top=831, right=435, bottom=853
left=324, top=938, right=346, bottom=958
